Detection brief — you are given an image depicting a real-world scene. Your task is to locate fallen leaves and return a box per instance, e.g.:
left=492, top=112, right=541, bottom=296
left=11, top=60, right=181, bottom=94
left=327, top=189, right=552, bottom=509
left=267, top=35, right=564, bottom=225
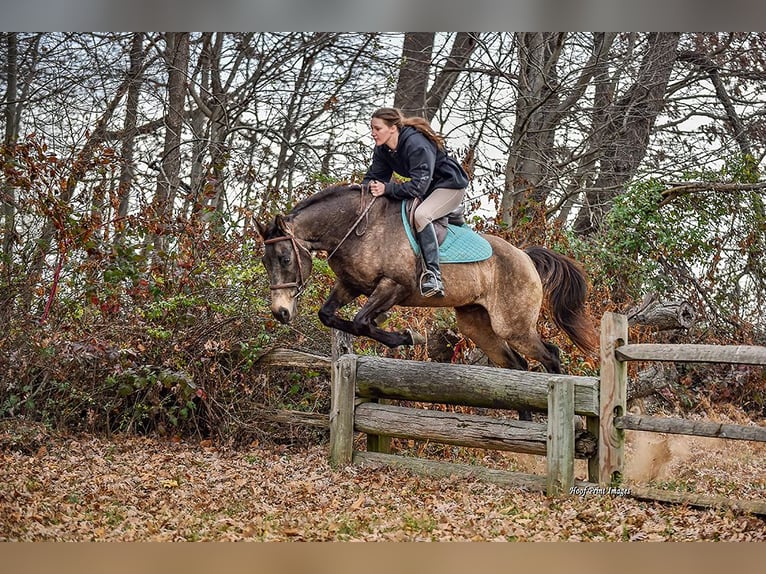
left=0, top=428, right=764, bottom=541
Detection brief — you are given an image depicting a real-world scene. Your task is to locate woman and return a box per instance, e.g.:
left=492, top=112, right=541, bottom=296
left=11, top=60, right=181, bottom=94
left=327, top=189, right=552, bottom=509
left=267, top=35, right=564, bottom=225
left=362, top=107, right=469, bottom=297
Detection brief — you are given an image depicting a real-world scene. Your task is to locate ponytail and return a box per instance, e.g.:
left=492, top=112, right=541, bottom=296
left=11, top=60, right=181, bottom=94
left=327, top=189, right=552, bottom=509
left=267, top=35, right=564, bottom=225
left=371, top=107, right=445, bottom=150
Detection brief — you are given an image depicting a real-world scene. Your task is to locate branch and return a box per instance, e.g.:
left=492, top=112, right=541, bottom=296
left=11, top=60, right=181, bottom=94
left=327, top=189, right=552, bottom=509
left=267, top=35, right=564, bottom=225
left=659, top=181, right=766, bottom=206
left=677, top=49, right=754, bottom=157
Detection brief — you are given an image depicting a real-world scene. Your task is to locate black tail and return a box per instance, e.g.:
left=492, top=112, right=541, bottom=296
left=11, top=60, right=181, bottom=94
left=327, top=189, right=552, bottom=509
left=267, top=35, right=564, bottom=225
left=525, top=246, right=598, bottom=355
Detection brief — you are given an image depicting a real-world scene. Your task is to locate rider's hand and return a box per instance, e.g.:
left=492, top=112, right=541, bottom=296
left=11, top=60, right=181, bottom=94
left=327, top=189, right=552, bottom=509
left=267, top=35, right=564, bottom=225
left=369, top=181, right=386, bottom=197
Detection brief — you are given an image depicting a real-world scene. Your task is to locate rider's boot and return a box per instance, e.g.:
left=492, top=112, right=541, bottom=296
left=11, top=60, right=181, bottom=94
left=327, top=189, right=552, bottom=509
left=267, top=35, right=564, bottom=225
left=416, top=223, right=445, bottom=297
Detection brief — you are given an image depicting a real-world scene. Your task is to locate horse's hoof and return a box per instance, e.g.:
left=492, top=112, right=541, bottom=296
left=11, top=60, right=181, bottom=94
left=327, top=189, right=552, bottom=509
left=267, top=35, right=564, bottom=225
left=407, top=329, right=426, bottom=345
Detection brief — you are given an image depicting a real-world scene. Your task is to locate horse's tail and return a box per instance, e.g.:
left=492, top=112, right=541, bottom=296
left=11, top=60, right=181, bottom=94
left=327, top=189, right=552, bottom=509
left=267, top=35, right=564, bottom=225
left=525, top=246, right=599, bottom=355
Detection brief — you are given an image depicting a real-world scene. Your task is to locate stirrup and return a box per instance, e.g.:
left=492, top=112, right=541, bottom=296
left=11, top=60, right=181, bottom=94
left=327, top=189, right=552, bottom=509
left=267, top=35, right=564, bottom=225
left=419, top=270, right=444, bottom=298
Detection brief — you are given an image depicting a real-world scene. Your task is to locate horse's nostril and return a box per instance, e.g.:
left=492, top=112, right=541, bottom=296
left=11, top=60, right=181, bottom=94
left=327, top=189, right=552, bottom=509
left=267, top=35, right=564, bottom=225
left=273, top=308, right=290, bottom=324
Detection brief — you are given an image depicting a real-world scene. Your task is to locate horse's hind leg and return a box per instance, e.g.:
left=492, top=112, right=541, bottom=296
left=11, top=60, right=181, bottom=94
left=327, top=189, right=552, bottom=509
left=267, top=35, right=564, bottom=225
left=455, top=305, right=538, bottom=420
left=505, top=331, right=562, bottom=375
left=455, top=305, right=527, bottom=370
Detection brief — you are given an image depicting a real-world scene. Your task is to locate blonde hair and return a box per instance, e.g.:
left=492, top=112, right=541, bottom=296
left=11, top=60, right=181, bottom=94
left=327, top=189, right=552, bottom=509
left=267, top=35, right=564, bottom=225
left=372, top=107, right=445, bottom=150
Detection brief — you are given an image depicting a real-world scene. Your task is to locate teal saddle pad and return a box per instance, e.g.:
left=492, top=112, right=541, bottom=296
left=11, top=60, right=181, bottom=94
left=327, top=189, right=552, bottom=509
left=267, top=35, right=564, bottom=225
left=401, top=202, right=493, bottom=264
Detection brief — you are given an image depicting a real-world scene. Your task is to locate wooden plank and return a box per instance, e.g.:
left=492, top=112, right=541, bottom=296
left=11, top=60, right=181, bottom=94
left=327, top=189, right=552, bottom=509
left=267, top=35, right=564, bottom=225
left=615, top=414, right=766, bottom=442
left=355, top=402, right=546, bottom=455
left=256, top=348, right=331, bottom=369
left=358, top=397, right=392, bottom=455
left=629, top=485, right=766, bottom=516
left=585, top=415, right=600, bottom=484
left=251, top=408, right=329, bottom=428
left=355, top=355, right=600, bottom=417
left=616, top=343, right=766, bottom=366
left=356, top=454, right=766, bottom=515
left=329, top=353, right=356, bottom=467
left=354, top=402, right=596, bottom=458
left=598, top=312, right=628, bottom=486
left=547, top=378, right=575, bottom=496
left=354, top=451, right=599, bottom=493
left=354, top=451, right=548, bottom=491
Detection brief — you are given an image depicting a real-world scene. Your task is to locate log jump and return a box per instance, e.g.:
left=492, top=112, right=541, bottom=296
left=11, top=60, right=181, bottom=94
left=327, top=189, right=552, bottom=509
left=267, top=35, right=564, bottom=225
left=258, top=313, right=766, bottom=512
left=322, top=313, right=766, bottom=512
left=329, top=353, right=600, bottom=497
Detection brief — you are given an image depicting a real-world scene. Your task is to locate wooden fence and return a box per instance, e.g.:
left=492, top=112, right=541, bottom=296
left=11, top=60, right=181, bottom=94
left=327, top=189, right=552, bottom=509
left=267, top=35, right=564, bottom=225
left=329, top=353, right=601, bottom=496
left=599, top=312, right=766, bottom=513
left=259, top=313, right=766, bottom=513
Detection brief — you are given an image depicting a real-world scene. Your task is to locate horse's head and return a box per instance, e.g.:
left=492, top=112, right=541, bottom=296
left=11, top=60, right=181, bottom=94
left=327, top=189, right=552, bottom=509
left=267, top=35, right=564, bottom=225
left=257, top=214, right=313, bottom=324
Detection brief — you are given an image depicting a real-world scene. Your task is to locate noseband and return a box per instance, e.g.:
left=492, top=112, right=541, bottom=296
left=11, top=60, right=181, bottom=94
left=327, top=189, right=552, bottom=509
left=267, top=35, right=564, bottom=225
left=263, top=234, right=311, bottom=295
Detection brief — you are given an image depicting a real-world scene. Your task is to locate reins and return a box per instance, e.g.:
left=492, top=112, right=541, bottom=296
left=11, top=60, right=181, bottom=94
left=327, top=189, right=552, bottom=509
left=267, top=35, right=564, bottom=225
left=325, top=189, right=378, bottom=261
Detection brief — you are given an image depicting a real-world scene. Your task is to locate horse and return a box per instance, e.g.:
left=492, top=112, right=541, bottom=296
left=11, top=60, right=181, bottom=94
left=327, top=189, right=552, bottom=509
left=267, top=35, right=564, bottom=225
left=256, top=183, right=598, bottom=380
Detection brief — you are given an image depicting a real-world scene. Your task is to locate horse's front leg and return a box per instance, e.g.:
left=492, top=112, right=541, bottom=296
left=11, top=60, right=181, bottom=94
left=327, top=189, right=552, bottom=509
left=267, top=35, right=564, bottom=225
left=318, top=282, right=365, bottom=336
left=352, top=278, right=422, bottom=348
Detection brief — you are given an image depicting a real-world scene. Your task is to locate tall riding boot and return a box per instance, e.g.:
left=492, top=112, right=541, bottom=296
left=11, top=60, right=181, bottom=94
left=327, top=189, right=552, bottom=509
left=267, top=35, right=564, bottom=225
left=416, top=223, right=445, bottom=297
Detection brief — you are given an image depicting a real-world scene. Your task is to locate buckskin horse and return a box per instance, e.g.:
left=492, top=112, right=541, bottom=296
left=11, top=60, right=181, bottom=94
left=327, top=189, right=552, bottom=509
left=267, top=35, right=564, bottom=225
left=256, top=183, right=597, bottom=378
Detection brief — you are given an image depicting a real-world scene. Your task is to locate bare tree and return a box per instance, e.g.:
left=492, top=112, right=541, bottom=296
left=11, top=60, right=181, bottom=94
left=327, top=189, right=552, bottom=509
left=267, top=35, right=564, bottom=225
left=151, top=32, right=190, bottom=263
left=394, top=33, right=479, bottom=121
left=115, top=33, right=147, bottom=240
left=573, top=32, right=681, bottom=235
left=502, top=32, right=617, bottom=239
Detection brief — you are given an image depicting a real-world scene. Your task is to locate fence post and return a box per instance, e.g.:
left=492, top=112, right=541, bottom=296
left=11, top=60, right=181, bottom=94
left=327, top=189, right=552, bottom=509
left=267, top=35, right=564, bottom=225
left=547, top=377, right=575, bottom=496
left=329, top=353, right=357, bottom=466
left=329, top=330, right=356, bottom=466
left=598, top=312, right=628, bottom=486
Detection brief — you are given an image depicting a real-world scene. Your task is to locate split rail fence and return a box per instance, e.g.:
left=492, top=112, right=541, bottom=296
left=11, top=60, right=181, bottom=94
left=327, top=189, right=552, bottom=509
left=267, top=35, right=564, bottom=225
left=259, top=313, right=766, bottom=514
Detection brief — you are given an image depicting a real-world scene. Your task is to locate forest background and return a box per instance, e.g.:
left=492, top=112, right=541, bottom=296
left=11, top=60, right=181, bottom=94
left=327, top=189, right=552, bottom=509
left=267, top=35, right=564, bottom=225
left=1, top=32, right=764, bottom=446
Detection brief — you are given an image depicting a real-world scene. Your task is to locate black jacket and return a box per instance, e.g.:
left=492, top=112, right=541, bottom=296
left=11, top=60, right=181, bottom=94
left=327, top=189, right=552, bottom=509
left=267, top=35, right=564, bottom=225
left=362, top=125, right=469, bottom=200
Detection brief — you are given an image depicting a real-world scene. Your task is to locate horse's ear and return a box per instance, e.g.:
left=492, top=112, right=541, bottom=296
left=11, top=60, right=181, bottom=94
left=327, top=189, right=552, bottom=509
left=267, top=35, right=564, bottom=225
left=255, top=219, right=268, bottom=239
left=275, top=214, right=292, bottom=235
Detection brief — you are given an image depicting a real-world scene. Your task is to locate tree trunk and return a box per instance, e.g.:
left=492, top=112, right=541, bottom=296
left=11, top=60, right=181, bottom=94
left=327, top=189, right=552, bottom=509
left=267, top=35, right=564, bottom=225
left=1, top=33, right=19, bottom=324
left=2, top=33, right=19, bottom=263
left=502, top=33, right=616, bottom=239
left=394, top=33, right=479, bottom=121
left=115, top=33, right=145, bottom=240
left=574, top=32, right=681, bottom=235
left=627, top=295, right=696, bottom=331
left=394, top=32, right=434, bottom=117
left=202, top=32, right=229, bottom=234
left=502, top=33, right=564, bottom=237
left=628, top=363, right=678, bottom=401
left=151, top=32, right=190, bottom=264
left=424, top=32, right=478, bottom=122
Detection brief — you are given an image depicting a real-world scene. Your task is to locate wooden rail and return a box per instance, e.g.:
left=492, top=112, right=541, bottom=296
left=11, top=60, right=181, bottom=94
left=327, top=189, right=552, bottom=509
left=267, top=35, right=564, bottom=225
left=354, top=402, right=596, bottom=458
left=354, top=355, right=600, bottom=417
left=615, top=414, right=766, bottom=442
left=616, top=343, right=766, bottom=365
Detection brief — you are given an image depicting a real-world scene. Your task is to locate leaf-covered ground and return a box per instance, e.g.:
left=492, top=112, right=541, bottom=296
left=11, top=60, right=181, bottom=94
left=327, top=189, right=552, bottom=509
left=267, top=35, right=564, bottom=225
left=1, top=423, right=764, bottom=541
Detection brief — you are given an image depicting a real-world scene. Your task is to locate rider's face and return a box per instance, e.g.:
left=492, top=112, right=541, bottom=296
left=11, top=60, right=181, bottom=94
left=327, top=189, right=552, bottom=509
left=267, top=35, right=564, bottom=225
left=371, top=118, right=398, bottom=149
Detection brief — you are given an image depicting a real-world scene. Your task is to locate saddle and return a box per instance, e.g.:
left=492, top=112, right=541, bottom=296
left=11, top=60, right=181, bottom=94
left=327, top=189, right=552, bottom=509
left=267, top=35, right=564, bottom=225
left=400, top=200, right=493, bottom=264
left=404, top=199, right=466, bottom=245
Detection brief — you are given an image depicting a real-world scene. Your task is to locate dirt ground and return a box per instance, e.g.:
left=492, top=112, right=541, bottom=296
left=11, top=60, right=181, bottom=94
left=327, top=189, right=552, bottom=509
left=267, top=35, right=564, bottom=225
left=1, top=418, right=764, bottom=541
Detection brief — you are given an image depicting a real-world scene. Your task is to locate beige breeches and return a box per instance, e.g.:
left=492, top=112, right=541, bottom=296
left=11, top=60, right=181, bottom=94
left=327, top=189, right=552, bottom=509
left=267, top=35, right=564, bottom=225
left=414, top=187, right=465, bottom=232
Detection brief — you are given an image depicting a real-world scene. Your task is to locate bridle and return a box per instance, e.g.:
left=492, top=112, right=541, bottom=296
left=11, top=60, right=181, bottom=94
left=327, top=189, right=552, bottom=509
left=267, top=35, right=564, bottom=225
left=264, top=184, right=378, bottom=297
left=263, top=234, right=312, bottom=295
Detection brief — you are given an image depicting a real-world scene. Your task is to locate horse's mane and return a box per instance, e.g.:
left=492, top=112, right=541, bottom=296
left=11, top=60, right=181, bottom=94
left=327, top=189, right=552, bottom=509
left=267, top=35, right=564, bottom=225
left=290, top=183, right=362, bottom=215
